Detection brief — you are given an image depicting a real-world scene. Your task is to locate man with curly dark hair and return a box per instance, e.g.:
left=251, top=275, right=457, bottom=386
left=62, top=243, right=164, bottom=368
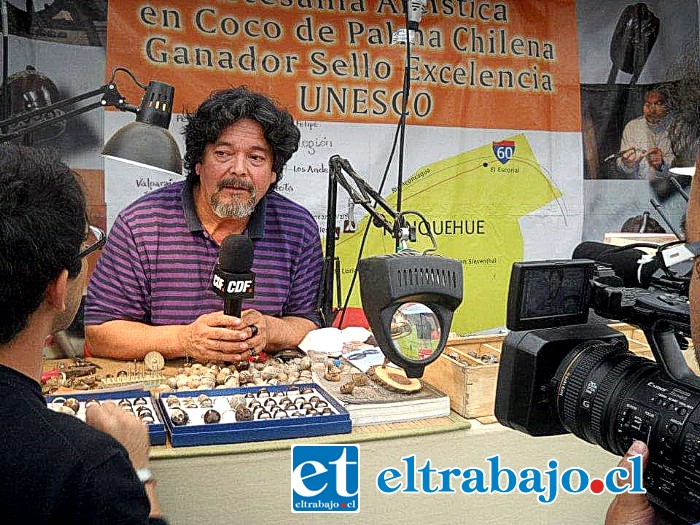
left=0, top=144, right=166, bottom=523
left=85, top=87, right=323, bottom=363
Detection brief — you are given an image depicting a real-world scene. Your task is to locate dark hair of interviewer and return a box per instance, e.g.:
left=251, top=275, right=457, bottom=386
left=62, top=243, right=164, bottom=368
left=183, top=86, right=300, bottom=190
left=0, top=145, right=86, bottom=345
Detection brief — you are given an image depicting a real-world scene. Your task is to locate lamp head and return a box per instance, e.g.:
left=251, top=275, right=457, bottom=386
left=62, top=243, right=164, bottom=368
left=358, top=249, right=463, bottom=378
left=134, top=81, right=174, bottom=128
left=101, top=80, right=182, bottom=175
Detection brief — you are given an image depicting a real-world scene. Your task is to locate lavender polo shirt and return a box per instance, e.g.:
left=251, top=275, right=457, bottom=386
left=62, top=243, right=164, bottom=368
left=85, top=180, right=323, bottom=328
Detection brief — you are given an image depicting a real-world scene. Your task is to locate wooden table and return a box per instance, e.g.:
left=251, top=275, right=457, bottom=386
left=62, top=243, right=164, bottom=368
left=42, top=357, right=618, bottom=525
left=146, top=417, right=616, bottom=525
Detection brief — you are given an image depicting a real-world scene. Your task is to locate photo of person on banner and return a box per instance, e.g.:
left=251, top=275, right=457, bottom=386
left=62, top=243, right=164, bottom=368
left=579, top=0, right=700, bottom=242
left=614, top=84, right=694, bottom=232
left=615, top=86, right=673, bottom=180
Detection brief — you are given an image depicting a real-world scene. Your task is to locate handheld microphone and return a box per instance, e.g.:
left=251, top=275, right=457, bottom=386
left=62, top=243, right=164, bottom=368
left=572, top=241, right=659, bottom=288
left=211, top=235, right=255, bottom=317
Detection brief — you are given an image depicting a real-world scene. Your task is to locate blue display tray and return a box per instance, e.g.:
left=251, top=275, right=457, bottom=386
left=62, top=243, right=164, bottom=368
left=46, top=389, right=167, bottom=446
left=158, top=383, right=352, bottom=447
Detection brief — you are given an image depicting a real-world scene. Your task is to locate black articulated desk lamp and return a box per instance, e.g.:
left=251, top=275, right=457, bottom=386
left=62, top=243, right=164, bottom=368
left=316, top=0, right=462, bottom=378
left=0, top=66, right=183, bottom=175
left=321, top=155, right=463, bottom=378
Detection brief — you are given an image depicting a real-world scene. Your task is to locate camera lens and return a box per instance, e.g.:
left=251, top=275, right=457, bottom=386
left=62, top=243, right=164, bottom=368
left=553, top=339, right=657, bottom=454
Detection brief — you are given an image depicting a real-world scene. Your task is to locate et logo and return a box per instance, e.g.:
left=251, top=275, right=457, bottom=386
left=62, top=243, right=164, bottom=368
left=291, top=444, right=360, bottom=513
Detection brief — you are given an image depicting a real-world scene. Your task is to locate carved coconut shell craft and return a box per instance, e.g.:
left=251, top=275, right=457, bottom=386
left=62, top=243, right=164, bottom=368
left=367, top=365, right=422, bottom=394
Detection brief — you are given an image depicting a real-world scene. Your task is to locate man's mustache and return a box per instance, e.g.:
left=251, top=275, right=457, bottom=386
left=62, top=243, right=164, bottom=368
left=217, top=178, right=254, bottom=192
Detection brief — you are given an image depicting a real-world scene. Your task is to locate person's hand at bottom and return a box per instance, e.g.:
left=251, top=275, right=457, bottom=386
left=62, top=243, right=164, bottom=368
left=86, top=402, right=150, bottom=470
left=605, top=440, right=655, bottom=525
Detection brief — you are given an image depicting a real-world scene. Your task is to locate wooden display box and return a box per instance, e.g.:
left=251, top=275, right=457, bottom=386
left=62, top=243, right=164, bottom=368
left=422, top=324, right=676, bottom=420
left=422, top=333, right=503, bottom=419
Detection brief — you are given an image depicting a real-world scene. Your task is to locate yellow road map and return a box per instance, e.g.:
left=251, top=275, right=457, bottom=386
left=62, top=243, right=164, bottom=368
left=332, top=134, right=562, bottom=334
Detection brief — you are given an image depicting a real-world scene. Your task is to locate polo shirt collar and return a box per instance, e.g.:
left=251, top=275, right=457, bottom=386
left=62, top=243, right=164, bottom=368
left=181, top=179, right=266, bottom=240
left=247, top=196, right=266, bottom=239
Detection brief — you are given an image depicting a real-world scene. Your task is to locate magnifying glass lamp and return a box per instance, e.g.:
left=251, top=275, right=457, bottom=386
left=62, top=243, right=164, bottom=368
left=322, top=155, right=464, bottom=378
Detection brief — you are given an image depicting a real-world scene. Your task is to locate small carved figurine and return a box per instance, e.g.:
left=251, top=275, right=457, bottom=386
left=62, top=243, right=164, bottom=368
left=352, top=373, right=369, bottom=386
left=324, top=364, right=341, bottom=382
left=340, top=381, right=355, bottom=394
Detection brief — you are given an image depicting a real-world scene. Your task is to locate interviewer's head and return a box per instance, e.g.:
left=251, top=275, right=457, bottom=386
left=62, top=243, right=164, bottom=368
left=0, top=145, right=86, bottom=344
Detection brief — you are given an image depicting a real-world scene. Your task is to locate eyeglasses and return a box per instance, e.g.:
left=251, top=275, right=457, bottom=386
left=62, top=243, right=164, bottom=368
left=78, top=225, right=106, bottom=259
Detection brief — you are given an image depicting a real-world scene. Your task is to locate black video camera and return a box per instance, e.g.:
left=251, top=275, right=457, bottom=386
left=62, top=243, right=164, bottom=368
left=495, top=258, right=699, bottom=523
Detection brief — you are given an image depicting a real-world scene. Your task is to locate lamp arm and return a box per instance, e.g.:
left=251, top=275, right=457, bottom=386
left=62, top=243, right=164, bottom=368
left=320, top=155, right=414, bottom=326
left=334, top=156, right=399, bottom=222
left=0, top=83, right=137, bottom=143
left=0, top=85, right=108, bottom=129
left=1, top=100, right=102, bottom=142
left=329, top=155, right=397, bottom=235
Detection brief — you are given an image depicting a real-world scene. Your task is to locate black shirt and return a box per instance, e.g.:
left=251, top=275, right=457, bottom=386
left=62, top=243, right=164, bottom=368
left=0, top=364, right=158, bottom=524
